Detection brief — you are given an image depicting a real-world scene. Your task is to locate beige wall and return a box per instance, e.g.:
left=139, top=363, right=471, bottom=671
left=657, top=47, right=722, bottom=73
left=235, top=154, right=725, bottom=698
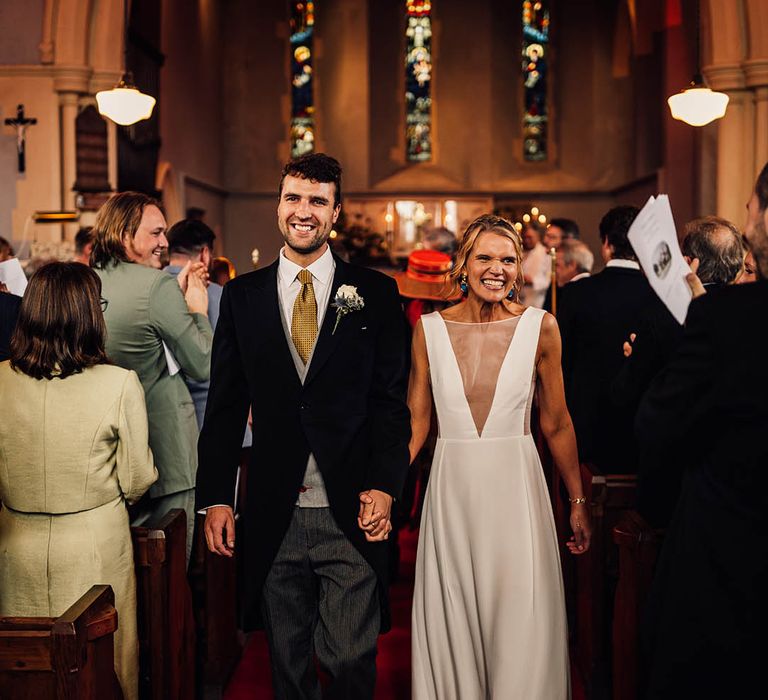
left=0, top=0, right=45, bottom=65
left=0, top=71, right=62, bottom=247
left=159, top=0, right=225, bottom=194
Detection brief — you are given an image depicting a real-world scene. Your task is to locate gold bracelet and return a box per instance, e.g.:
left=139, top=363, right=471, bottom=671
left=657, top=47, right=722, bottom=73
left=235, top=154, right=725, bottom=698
left=569, top=496, right=587, bottom=505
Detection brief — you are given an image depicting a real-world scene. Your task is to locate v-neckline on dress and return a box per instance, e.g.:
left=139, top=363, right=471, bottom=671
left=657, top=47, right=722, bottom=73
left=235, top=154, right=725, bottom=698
left=437, top=308, right=529, bottom=439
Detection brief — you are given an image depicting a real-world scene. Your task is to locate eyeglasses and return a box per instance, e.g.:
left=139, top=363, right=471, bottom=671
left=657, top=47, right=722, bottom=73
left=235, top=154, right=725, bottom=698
left=100, top=298, right=109, bottom=312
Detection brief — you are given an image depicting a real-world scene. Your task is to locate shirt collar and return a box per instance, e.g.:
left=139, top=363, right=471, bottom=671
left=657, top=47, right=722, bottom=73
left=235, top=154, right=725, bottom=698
left=278, top=244, right=335, bottom=286
left=605, top=259, right=640, bottom=271
left=570, top=271, right=591, bottom=282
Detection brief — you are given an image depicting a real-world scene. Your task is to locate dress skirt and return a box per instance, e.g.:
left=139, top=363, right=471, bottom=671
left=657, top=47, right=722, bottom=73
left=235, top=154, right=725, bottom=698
left=0, top=496, right=139, bottom=700
left=412, top=434, right=570, bottom=699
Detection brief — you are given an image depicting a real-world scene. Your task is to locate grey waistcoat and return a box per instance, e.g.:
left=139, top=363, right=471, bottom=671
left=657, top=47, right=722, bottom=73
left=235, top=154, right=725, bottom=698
left=277, top=283, right=330, bottom=508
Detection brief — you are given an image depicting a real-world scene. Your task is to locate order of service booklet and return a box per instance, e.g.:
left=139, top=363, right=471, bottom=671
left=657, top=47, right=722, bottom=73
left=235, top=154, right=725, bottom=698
left=628, top=194, right=692, bottom=325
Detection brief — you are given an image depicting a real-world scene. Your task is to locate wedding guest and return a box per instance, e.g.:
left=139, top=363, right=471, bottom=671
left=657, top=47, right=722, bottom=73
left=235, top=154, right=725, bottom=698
left=422, top=226, right=458, bottom=258
left=409, top=214, right=590, bottom=698
left=74, top=226, right=94, bottom=265
left=0, top=236, right=13, bottom=262
left=91, top=192, right=212, bottom=563
left=544, top=238, right=594, bottom=312
left=394, top=249, right=461, bottom=327
left=0, top=262, right=157, bottom=700
left=638, top=163, right=768, bottom=698
left=0, top=283, right=21, bottom=361
left=520, top=221, right=551, bottom=308
left=212, top=256, right=236, bottom=285
left=558, top=205, right=654, bottom=473
left=166, top=219, right=222, bottom=429
left=614, top=215, right=745, bottom=527
left=547, top=217, right=581, bottom=243
left=738, top=246, right=758, bottom=284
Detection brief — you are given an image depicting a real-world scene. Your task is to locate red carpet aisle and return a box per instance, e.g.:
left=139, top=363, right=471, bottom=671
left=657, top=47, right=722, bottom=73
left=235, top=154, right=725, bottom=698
left=223, top=527, right=584, bottom=699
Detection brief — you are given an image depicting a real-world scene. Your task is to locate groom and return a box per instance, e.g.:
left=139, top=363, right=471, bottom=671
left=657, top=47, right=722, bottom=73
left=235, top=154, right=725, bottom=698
left=196, top=153, right=411, bottom=699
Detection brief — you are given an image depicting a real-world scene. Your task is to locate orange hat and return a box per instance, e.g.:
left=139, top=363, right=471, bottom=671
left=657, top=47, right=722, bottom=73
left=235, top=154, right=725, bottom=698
left=393, top=249, right=461, bottom=302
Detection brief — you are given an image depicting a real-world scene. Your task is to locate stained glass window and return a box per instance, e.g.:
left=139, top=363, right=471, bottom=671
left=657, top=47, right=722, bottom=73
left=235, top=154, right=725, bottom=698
left=290, top=1, right=315, bottom=158
left=522, top=1, right=549, bottom=161
left=405, top=0, right=432, bottom=162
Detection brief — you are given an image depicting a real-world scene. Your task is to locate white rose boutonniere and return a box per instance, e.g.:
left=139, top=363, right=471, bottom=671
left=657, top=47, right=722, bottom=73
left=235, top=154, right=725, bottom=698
left=331, top=284, right=364, bottom=334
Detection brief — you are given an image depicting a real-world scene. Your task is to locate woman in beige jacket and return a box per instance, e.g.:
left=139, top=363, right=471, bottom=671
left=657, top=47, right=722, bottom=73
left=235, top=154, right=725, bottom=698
left=0, top=262, right=157, bottom=700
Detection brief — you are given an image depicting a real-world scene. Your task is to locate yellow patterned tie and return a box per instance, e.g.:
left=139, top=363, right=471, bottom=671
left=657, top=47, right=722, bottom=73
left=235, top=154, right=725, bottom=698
left=291, top=269, right=318, bottom=364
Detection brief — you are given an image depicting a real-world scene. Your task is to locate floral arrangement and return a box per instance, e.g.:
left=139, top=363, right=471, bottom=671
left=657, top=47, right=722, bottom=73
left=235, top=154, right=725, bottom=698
left=331, top=284, right=364, bottom=334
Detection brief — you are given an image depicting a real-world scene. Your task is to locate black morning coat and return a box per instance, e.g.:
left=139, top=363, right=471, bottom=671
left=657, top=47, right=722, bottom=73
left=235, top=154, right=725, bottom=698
left=556, top=265, right=655, bottom=473
left=635, top=280, right=768, bottom=698
left=195, top=255, right=411, bottom=631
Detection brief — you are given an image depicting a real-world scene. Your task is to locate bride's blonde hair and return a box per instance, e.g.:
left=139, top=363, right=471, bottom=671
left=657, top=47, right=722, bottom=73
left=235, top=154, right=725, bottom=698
left=447, top=215, right=525, bottom=300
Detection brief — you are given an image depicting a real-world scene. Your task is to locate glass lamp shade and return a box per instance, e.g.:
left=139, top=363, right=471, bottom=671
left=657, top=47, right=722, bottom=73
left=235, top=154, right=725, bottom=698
left=667, top=86, right=729, bottom=127
left=96, top=84, right=156, bottom=126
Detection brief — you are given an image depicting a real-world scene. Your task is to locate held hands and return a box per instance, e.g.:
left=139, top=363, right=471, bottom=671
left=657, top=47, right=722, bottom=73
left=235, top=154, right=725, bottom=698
left=566, top=504, right=591, bottom=555
left=622, top=332, right=637, bottom=358
left=358, top=489, right=393, bottom=542
left=204, top=505, right=236, bottom=558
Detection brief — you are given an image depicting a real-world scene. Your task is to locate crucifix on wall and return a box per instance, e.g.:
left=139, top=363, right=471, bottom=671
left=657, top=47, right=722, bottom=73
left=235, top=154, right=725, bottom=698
left=4, top=104, right=37, bottom=173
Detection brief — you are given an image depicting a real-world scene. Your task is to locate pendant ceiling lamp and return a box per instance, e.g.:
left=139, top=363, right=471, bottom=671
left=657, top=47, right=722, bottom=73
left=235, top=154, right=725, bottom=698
left=667, top=0, right=728, bottom=127
left=96, top=1, right=156, bottom=126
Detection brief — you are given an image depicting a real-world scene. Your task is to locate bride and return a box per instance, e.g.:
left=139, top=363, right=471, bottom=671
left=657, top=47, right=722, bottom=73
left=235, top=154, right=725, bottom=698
left=408, top=214, right=591, bottom=699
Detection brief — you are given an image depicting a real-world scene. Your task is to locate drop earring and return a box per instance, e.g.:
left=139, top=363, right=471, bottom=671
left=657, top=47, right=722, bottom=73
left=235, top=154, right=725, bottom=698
left=459, top=273, right=468, bottom=295
left=507, top=287, right=516, bottom=300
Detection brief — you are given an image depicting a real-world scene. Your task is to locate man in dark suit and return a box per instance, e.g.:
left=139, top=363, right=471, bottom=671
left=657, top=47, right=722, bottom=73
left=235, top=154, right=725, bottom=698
left=637, top=163, right=768, bottom=698
left=196, top=153, right=411, bottom=699
left=0, top=286, right=22, bottom=361
left=612, top=216, right=746, bottom=526
left=557, top=205, right=655, bottom=473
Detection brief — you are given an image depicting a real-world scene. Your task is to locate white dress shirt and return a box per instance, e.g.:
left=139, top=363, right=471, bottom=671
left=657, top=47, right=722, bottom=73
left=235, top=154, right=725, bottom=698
left=605, top=259, right=641, bottom=271
left=277, top=244, right=335, bottom=333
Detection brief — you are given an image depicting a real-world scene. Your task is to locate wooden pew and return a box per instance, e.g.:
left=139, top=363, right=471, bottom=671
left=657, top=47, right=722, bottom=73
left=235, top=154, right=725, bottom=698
left=132, top=509, right=195, bottom=700
left=189, top=512, right=242, bottom=699
left=572, top=463, right=637, bottom=696
left=612, top=511, right=662, bottom=700
left=0, top=585, right=122, bottom=699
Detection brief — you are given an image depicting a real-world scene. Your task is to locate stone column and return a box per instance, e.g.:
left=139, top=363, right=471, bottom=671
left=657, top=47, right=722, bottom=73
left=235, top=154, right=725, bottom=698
left=705, top=63, right=750, bottom=224
left=54, top=65, right=90, bottom=240
left=91, top=70, right=122, bottom=192
left=744, top=59, right=768, bottom=175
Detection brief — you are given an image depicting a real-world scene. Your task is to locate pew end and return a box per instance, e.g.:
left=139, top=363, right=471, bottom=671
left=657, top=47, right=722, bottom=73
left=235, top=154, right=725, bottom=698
left=571, top=463, right=638, bottom=696
left=612, top=510, right=662, bottom=700
left=189, top=512, right=242, bottom=699
left=131, top=508, right=195, bottom=700
left=0, top=584, right=123, bottom=699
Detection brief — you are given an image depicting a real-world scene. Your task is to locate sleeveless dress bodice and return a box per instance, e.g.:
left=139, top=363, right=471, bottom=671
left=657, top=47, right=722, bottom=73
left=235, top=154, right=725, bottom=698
left=428, top=312, right=537, bottom=440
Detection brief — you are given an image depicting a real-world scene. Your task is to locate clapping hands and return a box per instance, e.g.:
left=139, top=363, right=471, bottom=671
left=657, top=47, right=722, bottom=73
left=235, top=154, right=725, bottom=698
left=177, top=260, right=209, bottom=315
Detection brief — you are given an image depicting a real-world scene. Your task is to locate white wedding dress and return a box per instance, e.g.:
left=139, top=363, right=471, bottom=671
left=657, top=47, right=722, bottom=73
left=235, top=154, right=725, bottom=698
left=412, top=308, right=570, bottom=699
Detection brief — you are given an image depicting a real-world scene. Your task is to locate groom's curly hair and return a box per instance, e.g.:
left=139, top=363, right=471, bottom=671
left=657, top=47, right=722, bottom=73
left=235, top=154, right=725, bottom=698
left=279, top=153, right=342, bottom=208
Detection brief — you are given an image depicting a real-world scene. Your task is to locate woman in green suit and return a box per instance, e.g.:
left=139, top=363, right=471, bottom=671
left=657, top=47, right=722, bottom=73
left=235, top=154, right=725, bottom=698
left=0, top=262, right=157, bottom=700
